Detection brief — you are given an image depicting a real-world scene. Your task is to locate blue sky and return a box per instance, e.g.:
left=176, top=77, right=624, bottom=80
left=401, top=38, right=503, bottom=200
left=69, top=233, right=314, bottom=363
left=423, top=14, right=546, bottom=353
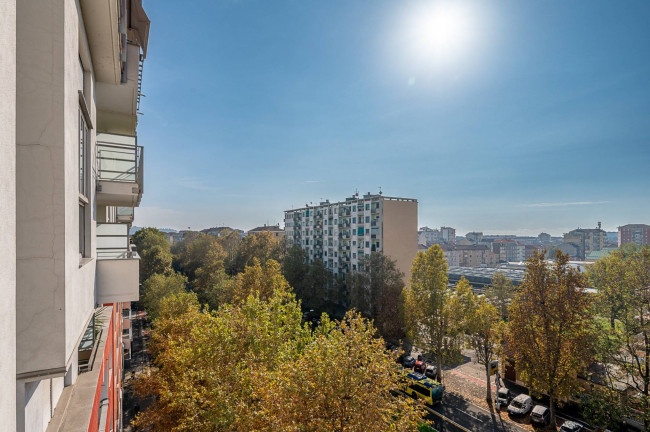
left=136, top=0, right=650, bottom=236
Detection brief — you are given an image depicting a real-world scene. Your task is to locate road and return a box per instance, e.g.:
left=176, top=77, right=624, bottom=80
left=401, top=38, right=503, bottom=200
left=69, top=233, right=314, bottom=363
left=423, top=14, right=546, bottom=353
left=425, top=392, right=528, bottom=432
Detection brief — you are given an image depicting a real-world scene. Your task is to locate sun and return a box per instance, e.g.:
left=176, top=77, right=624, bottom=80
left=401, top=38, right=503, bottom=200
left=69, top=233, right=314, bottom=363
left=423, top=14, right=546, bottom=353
left=404, top=2, right=475, bottom=67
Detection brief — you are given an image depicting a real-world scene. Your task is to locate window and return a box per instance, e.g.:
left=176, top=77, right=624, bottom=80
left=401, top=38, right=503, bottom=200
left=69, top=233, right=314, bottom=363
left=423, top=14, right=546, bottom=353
left=365, top=229, right=369, bottom=235
left=79, top=204, right=86, bottom=257
left=353, top=217, right=356, bottom=223
left=353, top=206, right=356, bottom=211
left=365, top=204, right=370, bottom=210
left=78, top=107, right=89, bottom=259
left=365, top=216, right=370, bottom=223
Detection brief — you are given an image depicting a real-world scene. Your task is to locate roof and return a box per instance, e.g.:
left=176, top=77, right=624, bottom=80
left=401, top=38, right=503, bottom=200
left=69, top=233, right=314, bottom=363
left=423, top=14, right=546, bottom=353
left=249, top=225, right=283, bottom=233
left=585, top=247, right=617, bottom=261
left=618, top=224, right=650, bottom=229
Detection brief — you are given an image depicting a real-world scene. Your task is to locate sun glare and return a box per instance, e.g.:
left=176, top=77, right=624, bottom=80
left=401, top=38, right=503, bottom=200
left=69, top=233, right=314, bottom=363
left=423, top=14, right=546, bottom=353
left=404, top=2, right=475, bottom=68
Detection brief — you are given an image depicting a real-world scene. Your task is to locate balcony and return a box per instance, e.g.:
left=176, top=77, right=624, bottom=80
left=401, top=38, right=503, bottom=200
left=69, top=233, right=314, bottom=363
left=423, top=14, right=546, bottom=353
left=96, top=133, right=143, bottom=207
left=96, top=223, right=140, bottom=304
left=117, top=206, right=134, bottom=223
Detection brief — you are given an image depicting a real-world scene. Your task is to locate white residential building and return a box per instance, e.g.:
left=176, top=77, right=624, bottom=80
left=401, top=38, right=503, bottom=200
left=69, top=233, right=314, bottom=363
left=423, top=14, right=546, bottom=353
left=418, top=226, right=440, bottom=247
left=284, top=193, right=418, bottom=282
left=2, top=0, right=150, bottom=430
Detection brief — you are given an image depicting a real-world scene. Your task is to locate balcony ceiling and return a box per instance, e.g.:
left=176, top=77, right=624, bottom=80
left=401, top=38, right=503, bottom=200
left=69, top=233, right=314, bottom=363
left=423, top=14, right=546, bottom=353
left=80, top=0, right=121, bottom=85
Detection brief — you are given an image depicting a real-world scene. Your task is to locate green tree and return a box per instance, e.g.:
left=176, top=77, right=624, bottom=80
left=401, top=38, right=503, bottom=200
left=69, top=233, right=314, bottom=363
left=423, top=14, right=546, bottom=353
left=132, top=227, right=169, bottom=253
left=588, top=245, right=650, bottom=427
left=221, top=259, right=291, bottom=305
left=485, top=272, right=515, bottom=320
left=139, top=245, right=172, bottom=282
left=282, top=245, right=309, bottom=299
left=140, top=272, right=188, bottom=320
left=507, top=250, right=594, bottom=425
left=404, top=245, right=459, bottom=382
left=348, top=253, right=405, bottom=340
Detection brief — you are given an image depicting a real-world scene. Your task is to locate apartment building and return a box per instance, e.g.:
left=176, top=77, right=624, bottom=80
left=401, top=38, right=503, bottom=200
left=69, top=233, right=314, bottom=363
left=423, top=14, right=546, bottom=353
left=247, top=224, right=285, bottom=241
left=418, top=226, right=440, bottom=247
left=440, top=226, right=456, bottom=244
left=618, top=224, right=650, bottom=247
left=2, top=0, right=150, bottom=430
left=492, top=239, right=525, bottom=262
left=284, top=193, right=418, bottom=282
left=440, top=244, right=498, bottom=268
left=563, top=224, right=607, bottom=260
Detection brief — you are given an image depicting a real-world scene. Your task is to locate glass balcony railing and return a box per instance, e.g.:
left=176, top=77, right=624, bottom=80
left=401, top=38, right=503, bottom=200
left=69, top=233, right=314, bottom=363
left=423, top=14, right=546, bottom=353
left=96, top=133, right=143, bottom=207
left=96, top=223, right=140, bottom=303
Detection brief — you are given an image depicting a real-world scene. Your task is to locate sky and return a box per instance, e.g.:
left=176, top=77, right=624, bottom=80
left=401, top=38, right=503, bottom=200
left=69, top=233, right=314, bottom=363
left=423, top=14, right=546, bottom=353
left=136, top=0, right=650, bottom=236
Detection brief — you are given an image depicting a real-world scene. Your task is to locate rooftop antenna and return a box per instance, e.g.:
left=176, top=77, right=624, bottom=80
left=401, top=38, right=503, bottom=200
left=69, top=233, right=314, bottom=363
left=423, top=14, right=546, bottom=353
left=378, top=186, right=382, bottom=195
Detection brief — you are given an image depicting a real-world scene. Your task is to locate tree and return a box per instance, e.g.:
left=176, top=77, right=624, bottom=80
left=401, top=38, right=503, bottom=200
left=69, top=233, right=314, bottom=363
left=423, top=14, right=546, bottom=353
left=221, top=259, right=291, bottom=305
left=132, top=227, right=169, bottom=253
left=132, top=228, right=173, bottom=282
left=348, top=253, right=405, bottom=341
left=261, top=311, right=422, bottom=431
left=588, top=245, right=650, bottom=427
left=282, top=245, right=309, bottom=299
left=229, top=231, right=284, bottom=275
left=140, top=272, right=188, bottom=321
left=466, top=295, right=503, bottom=402
left=404, top=245, right=460, bottom=382
left=485, top=272, right=515, bottom=320
left=507, top=250, right=594, bottom=425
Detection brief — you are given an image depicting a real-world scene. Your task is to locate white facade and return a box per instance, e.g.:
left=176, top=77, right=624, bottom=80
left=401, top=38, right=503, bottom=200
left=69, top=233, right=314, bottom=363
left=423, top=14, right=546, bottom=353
left=284, top=193, right=418, bottom=282
left=440, top=226, right=456, bottom=244
left=6, top=0, right=150, bottom=430
left=0, top=0, right=17, bottom=429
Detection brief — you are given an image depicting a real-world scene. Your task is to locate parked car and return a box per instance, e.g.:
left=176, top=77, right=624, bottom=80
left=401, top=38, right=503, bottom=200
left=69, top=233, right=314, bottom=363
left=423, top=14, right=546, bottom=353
left=559, top=421, right=584, bottom=432
left=402, top=355, right=416, bottom=368
left=507, top=394, right=533, bottom=417
left=424, top=364, right=438, bottom=379
left=414, top=360, right=427, bottom=373
left=495, top=387, right=512, bottom=410
left=530, top=405, right=550, bottom=425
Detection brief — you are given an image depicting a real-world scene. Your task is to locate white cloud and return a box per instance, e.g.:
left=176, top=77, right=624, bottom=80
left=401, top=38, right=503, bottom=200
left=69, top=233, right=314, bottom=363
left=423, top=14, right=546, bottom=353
left=175, top=177, right=221, bottom=192
left=519, top=201, right=609, bottom=208
left=304, top=180, right=320, bottom=184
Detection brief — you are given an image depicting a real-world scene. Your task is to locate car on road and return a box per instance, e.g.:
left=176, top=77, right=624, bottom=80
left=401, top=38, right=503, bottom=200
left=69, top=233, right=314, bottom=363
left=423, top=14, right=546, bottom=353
left=530, top=405, right=550, bottom=425
left=495, top=387, right=512, bottom=410
left=414, top=360, right=427, bottom=373
left=559, top=421, right=584, bottom=432
left=507, top=394, right=533, bottom=417
left=401, top=355, right=416, bottom=368
left=424, top=364, right=437, bottom=379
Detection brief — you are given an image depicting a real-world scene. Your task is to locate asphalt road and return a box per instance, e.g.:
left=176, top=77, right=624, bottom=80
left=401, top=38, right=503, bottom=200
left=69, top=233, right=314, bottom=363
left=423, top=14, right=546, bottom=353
left=425, top=392, right=528, bottom=432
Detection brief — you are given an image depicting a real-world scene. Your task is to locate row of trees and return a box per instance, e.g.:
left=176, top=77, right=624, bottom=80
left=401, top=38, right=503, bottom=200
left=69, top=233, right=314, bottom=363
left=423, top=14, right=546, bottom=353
left=133, top=259, right=423, bottom=431
left=404, top=243, right=650, bottom=429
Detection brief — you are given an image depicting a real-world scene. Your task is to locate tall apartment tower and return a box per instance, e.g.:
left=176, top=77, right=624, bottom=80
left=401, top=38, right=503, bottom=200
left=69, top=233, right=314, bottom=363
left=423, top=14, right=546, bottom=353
left=2, top=0, right=150, bottom=430
left=618, top=224, right=650, bottom=247
left=284, top=193, right=418, bottom=282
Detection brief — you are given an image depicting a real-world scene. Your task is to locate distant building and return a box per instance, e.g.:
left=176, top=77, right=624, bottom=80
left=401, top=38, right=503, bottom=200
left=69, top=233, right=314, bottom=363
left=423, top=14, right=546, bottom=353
left=563, top=223, right=607, bottom=260
left=525, top=244, right=547, bottom=260
left=285, top=193, right=418, bottom=282
left=585, top=247, right=617, bottom=262
left=441, top=226, right=456, bottom=244
left=492, top=239, right=525, bottom=262
left=201, top=226, right=244, bottom=238
left=618, top=224, right=650, bottom=247
left=248, top=224, right=285, bottom=241
left=440, top=244, right=498, bottom=268
left=165, top=232, right=184, bottom=245
left=557, top=242, right=580, bottom=259
left=418, top=226, right=440, bottom=247
left=466, top=232, right=483, bottom=244
left=538, top=232, right=552, bottom=243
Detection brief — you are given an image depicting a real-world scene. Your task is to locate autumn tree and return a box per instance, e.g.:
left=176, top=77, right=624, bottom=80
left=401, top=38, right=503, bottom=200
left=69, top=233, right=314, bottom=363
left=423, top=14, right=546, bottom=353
left=229, top=231, right=284, bottom=275
left=403, top=245, right=461, bottom=382
left=140, top=272, right=188, bottom=320
left=132, top=227, right=169, bottom=252
left=220, top=259, right=291, bottom=305
left=133, top=263, right=421, bottom=431
left=588, top=245, right=650, bottom=427
left=485, top=271, right=515, bottom=320
left=507, top=250, right=593, bottom=425
left=466, top=295, right=503, bottom=402
left=261, top=311, right=422, bottom=431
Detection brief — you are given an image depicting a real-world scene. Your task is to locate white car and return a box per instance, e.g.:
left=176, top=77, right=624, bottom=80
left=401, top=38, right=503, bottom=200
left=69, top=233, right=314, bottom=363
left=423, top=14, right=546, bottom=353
left=507, top=394, right=533, bottom=417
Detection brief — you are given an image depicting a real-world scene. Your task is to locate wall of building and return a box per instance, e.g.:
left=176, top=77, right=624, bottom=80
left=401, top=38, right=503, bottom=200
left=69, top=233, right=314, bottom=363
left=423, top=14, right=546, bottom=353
left=382, top=200, right=418, bottom=283
left=0, top=0, right=17, bottom=429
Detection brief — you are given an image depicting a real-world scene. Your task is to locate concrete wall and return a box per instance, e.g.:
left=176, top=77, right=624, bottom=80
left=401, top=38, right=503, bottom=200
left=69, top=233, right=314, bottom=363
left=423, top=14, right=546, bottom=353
left=382, top=200, right=418, bottom=284
left=0, top=0, right=17, bottom=429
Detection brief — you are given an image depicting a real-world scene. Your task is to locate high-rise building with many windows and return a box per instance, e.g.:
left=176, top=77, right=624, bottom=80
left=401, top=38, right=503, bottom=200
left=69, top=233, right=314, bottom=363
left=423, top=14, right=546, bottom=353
left=1, top=0, right=150, bottom=430
left=284, top=193, right=418, bottom=282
